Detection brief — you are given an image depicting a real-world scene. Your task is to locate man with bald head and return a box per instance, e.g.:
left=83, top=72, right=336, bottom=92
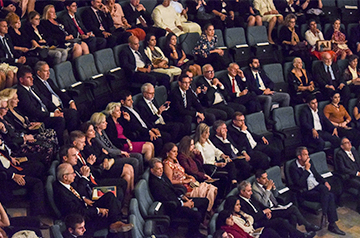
left=119, top=35, right=170, bottom=90
left=313, top=52, right=350, bottom=107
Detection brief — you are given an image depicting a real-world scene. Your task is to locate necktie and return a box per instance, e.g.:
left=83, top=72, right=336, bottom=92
left=349, top=152, right=355, bottom=162
left=43, top=80, right=63, bottom=108
left=135, top=51, right=144, bottom=62
left=0, top=0, right=3, bottom=7
left=327, top=65, right=333, bottom=84
left=148, top=101, right=165, bottom=124
left=29, top=87, right=48, bottom=113
left=70, top=186, right=82, bottom=200
left=77, top=153, right=97, bottom=185
left=2, top=37, right=13, bottom=59
left=232, top=77, right=236, bottom=93
left=182, top=92, right=187, bottom=108
left=255, top=73, right=260, bottom=88
left=95, top=11, right=105, bottom=31
left=72, top=17, right=84, bottom=35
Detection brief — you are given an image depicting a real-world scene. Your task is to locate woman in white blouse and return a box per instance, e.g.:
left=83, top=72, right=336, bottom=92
left=194, top=123, right=238, bottom=186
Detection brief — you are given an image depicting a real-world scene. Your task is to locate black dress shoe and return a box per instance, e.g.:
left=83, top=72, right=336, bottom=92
left=303, top=231, right=316, bottom=238
left=328, top=223, right=346, bottom=236
left=306, top=223, right=321, bottom=232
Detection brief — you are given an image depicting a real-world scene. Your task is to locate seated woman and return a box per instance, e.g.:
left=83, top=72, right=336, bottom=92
left=161, top=142, right=217, bottom=212
left=41, top=5, right=89, bottom=61
left=144, top=33, right=182, bottom=81
left=0, top=91, right=57, bottom=166
left=164, top=33, right=201, bottom=76
left=194, top=123, right=238, bottom=187
left=223, top=196, right=282, bottom=238
left=343, top=54, right=360, bottom=96
left=105, top=0, right=146, bottom=41
left=304, top=19, right=336, bottom=61
left=232, top=0, right=262, bottom=27
left=104, top=102, right=154, bottom=162
left=279, top=14, right=311, bottom=69
left=325, top=19, right=352, bottom=60
left=288, top=57, right=321, bottom=104
left=23, top=11, right=68, bottom=65
left=193, top=23, right=226, bottom=71
left=216, top=210, right=253, bottom=238
left=253, top=0, right=283, bottom=44
left=208, top=0, right=243, bottom=30
left=324, top=91, right=360, bottom=147
left=89, top=112, right=143, bottom=180
left=80, top=121, right=135, bottom=209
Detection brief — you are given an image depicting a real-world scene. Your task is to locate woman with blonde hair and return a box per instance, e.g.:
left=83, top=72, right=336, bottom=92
left=41, top=5, right=89, bottom=60
left=104, top=102, right=154, bottom=161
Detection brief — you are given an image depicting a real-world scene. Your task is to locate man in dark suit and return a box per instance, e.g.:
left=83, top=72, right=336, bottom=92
left=0, top=138, right=46, bottom=217
left=237, top=181, right=315, bottom=238
left=289, top=147, right=345, bottom=235
left=169, top=73, right=215, bottom=135
left=136, top=83, right=181, bottom=142
left=219, top=63, right=261, bottom=114
left=33, top=61, right=80, bottom=133
left=119, top=35, right=170, bottom=90
left=119, top=90, right=171, bottom=155
left=252, top=170, right=320, bottom=232
left=197, top=64, right=246, bottom=119
left=336, top=137, right=360, bottom=213
left=244, top=57, right=290, bottom=126
left=63, top=214, right=86, bottom=238
left=313, top=52, right=350, bottom=107
left=211, top=120, right=269, bottom=180
left=80, top=0, right=131, bottom=48
left=228, top=112, right=281, bottom=166
left=54, top=163, right=133, bottom=235
left=122, top=0, right=166, bottom=38
left=58, top=1, right=106, bottom=53
left=300, top=94, right=340, bottom=152
left=16, top=66, right=66, bottom=145
left=148, top=158, right=208, bottom=238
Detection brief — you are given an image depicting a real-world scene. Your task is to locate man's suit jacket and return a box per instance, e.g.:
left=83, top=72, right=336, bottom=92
left=17, top=83, right=50, bottom=121
left=80, top=7, right=115, bottom=37
left=136, top=97, right=163, bottom=128
left=0, top=34, right=21, bottom=64
left=118, top=45, right=152, bottom=77
left=119, top=106, right=152, bottom=141
left=210, top=134, right=240, bottom=157
left=58, top=12, right=90, bottom=38
left=336, top=147, right=360, bottom=177
left=122, top=2, right=154, bottom=28
left=169, top=86, right=205, bottom=118
left=196, top=76, right=229, bottom=107
left=312, top=61, right=344, bottom=89
left=33, top=75, right=72, bottom=110
left=0, top=145, right=20, bottom=179
left=238, top=196, right=267, bottom=223
left=299, top=106, right=335, bottom=138
left=243, top=68, right=274, bottom=96
left=289, top=159, right=326, bottom=191
left=227, top=123, right=263, bottom=152
left=251, top=182, right=279, bottom=208
left=219, top=74, right=249, bottom=102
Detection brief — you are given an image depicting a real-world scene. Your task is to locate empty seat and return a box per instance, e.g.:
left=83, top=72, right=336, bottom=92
left=224, top=27, right=252, bottom=67
left=266, top=166, right=292, bottom=205
left=154, top=85, right=168, bottom=105
left=179, top=32, right=200, bottom=56
left=262, top=63, right=288, bottom=92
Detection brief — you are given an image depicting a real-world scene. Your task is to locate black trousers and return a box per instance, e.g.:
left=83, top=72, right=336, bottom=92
left=254, top=143, right=282, bottom=166
left=84, top=36, right=107, bottom=53
left=305, top=130, right=341, bottom=153
left=271, top=205, right=308, bottom=227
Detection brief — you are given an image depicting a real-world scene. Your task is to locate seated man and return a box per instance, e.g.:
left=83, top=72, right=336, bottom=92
left=238, top=181, right=315, bottom=238
left=0, top=138, right=46, bottom=217
left=211, top=120, right=269, bottom=180
left=336, top=137, right=360, bottom=213
left=197, top=64, right=246, bottom=119
left=63, top=214, right=86, bottom=238
left=300, top=94, right=340, bottom=153
left=228, top=112, right=281, bottom=166
left=289, top=147, right=345, bottom=235
left=252, top=169, right=320, bottom=232
left=312, top=52, right=350, bottom=107
left=33, top=61, right=80, bottom=133
left=148, top=158, right=208, bottom=238
left=119, top=35, right=170, bottom=90
left=119, top=90, right=171, bottom=156
left=244, top=57, right=290, bottom=127
left=169, top=73, right=215, bottom=135
left=152, top=0, right=201, bottom=36
left=136, top=83, right=182, bottom=142
left=219, top=63, right=261, bottom=114
left=16, top=66, right=66, bottom=145
left=54, top=163, right=133, bottom=235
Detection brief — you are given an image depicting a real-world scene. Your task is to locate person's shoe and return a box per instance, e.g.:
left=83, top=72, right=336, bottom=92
left=320, top=214, right=327, bottom=228
left=303, top=231, right=316, bottom=238
left=306, top=223, right=321, bottom=232
left=328, top=223, right=346, bottom=236
left=109, top=221, right=134, bottom=233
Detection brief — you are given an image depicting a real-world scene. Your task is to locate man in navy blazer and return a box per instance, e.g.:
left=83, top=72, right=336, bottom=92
left=300, top=94, right=340, bottom=152
left=119, top=35, right=170, bottom=90
left=243, top=57, right=290, bottom=126
left=58, top=1, right=106, bottom=53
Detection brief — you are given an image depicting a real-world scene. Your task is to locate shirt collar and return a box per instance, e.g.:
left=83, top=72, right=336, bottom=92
left=59, top=180, right=71, bottom=190
left=296, top=159, right=305, bottom=170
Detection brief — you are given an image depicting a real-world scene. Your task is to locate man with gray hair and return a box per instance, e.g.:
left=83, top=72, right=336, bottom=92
left=136, top=83, right=181, bottom=142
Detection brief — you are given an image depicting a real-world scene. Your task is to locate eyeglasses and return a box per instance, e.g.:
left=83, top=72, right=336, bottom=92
left=205, top=70, right=214, bottom=74
left=0, top=107, right=8, bottom=110
left=146, top=91, right=155, bottom=94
